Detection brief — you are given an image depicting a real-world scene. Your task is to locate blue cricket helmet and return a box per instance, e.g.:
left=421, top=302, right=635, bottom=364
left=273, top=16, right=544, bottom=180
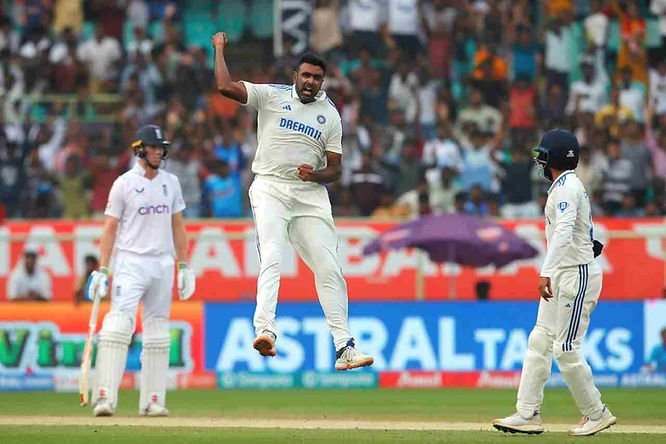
left=131, top=124, right=170, bottom=159
left=534, top=129, right=579, bottom=181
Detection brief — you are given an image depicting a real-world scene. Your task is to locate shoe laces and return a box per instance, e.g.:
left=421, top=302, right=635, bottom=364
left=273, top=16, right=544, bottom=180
left=336, top=338, right=356, bottom=359
left=577, top=416, right=589, bottom=427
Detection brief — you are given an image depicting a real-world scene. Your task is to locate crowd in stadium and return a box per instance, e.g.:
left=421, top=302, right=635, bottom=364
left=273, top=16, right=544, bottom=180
left=1, top=0, right=666, bottom=221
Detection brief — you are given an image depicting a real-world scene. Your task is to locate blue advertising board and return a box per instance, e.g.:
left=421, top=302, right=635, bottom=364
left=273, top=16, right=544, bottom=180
left=204, top=302, right=644, bottom=374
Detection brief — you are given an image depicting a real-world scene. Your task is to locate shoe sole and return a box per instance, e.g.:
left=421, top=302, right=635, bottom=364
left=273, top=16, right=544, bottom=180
left=253, top=336, right=276, bottom=357
left=335, top=356, right=374, bottom=371
left=568, top=417, right=617, bottom=436
left=492, top=422, right=544, bottom=435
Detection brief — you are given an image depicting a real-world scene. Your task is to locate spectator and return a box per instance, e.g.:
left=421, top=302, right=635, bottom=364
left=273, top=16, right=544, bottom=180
left=7, top=251, right=52, bottom=301
left=601, top=138, right=634, bottom=214
left=652, top=0, right=666, bottom=67
left=499, top=146, right=539, bottom=219
left=346, top=0, right=386, bottom=55
left=455, top=88, right=502, bottom=144
left=584, top=0, right=609, bottom=49
left=419, top=0, right=456, bottom=79
left=0, top=137, right=28, bottom=218
left=422, top=123, right=462, bottom=172
left=429, top=167, right=458, bottom=214
left=566, top=54, right=608, bottom=116
left=0, top=15, right=19, bottom=53
left=615, top=194, right=645, bottom=218
left=620, top=120, right=652, bottom=206
left=463, top=184, right=490, bottom=217
left=165, top=145, right=202, bottom=219
left=74, top=254, right=99, bottom=304
left=414, top=66, right=440, bottom=138
left=88, top=150, right=131, bottom=218
left=371, top=191, right=407, bottom=219
left=349, top=152, right=385, bottom=216
left=596, top=87, right=634, bottom=137
left=539, top=83, right=567, bottom=129
left=508, top=75, right=536, bottom=130
left=616, top=1, right=647, bottom=85
left=77, top=22, right=122, bottom=93
left=544, top=16, right=573, bottom=91
left=459, top=127, right=502, bottom=193
left=202, top=160, right=243, bottom=218
left=576, top=145, right=604, bottom=197
left=56, top=154, right=91, bottom=219
left=649, top=59, right=666, bottom=115
left=388, top=60, right=418, bottom=119
left=395, top=176, right=429, bottom=220
left=510, top=24, right=538, bottom=82
left=645, top=327, right=666, bottom=373
left=645, top=106, right=666, bottom=188
left=386, top=0, right=422, bottom=56
left=310, top=0, right=343, bottom=56
left=618, top=66, right=647, bottom=122
left=395, top=138, right=424, bottom=196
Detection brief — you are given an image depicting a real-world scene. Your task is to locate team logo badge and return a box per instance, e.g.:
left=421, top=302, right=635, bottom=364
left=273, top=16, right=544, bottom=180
left=558, top=202, right=569, bottom=212
left=163, top=184, right=168, bottom=197
left=317, top=115, right=326, bottom=124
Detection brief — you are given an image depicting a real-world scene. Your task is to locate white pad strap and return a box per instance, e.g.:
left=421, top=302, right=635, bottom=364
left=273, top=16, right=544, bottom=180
left=92, top=311, right=133, bottom=408
left=139, top=317, right=171, bottom=413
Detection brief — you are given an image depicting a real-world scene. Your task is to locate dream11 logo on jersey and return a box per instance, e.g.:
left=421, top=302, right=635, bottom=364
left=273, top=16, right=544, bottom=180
left=138, top=204, right=170, bottom=215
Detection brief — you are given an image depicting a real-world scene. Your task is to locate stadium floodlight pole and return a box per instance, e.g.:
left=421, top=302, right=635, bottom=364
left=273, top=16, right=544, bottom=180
left=78, top=293, right=102, bottom=406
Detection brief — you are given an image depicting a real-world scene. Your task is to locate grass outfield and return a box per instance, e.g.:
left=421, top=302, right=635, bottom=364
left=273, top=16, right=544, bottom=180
left=1, top=388, right=664, bottom=443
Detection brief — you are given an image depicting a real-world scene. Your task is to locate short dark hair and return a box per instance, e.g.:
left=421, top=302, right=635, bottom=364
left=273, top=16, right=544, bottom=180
left=295, top=52, right=327, bottom=74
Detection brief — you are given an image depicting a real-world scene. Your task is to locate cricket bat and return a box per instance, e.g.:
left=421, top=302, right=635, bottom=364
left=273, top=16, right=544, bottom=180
left=79, top=295, right=102, bottom=406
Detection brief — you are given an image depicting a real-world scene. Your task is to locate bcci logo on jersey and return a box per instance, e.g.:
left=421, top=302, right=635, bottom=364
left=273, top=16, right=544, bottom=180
left=278, top=118, right=322, bottom=141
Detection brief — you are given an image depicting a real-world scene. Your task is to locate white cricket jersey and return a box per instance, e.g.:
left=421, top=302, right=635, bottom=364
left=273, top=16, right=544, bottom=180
left=105, top=163, right=186, bottom=256
left=241, top=82, right=343, bottom=181
left=540, top=170, right=595, bottom=278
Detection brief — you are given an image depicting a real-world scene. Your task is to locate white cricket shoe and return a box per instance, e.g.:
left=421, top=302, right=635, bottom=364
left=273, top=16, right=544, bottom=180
left=253, top=331, right=277, bottom=357
left=492, top=411, right=545, bottom=435
left=93, top=399, right=115, bottom=417
left=568, top=405, right=616, bottom=436
left=334, top=339, right=374, bottom=371
left=141, top=403, right=170, bottom=417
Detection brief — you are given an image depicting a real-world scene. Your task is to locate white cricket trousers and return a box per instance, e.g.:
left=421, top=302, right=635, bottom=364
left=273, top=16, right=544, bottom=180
left=517, top=260, right=605, bottom=419
left=249, top=175, right=352, bottom=350
left=111, top=251, right=174, bottom=322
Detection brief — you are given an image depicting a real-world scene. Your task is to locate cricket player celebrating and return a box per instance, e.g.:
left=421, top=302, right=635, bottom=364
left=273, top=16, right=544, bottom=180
left=493, top=129, right=616, bottom=436
left=86, top=124, right=196, bottom=417
left=212, top=31, right=373, bottom=371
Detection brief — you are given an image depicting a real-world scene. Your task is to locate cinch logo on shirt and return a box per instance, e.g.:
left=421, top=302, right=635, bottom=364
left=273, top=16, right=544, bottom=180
left=138, top=204, right=170, bottom=215
left=278, top=117, right=322, bottom=140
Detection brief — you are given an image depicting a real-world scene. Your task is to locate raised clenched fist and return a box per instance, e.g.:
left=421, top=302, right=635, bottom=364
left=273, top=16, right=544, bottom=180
left=212, top=32, right=228, bottom=49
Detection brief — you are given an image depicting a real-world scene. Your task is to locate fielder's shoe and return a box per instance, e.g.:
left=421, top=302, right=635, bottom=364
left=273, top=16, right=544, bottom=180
left=253, top=331, right=277, bottom=357
left=492, top=411, right=545, bottom=435
left=93, top=398, right=115, bottom=417
left=334, top=339, right=374, bottom=371
left=568, top=405, right=616, bottom=436
left=141, top=403, right=170, bottom=417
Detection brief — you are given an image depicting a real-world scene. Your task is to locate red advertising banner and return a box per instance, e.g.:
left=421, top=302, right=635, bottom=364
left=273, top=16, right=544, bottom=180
left=0, top=219, right=664, bottom=301
left=0, top=302, right=207, bottom=376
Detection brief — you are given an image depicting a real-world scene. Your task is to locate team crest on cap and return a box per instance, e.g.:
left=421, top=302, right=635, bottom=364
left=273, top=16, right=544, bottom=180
left=317, top=115, right=326, bottom=124
left=567, top=149, right=575, bottom=157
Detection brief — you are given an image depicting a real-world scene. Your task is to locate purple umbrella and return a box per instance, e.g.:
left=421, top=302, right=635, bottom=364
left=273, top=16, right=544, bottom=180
left=363, top=213, right=538, bottom=268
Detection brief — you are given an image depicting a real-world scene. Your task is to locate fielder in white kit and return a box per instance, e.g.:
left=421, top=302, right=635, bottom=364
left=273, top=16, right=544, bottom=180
left=86, top=124, right=196, bottom=417
left=212, top=31, right=373, bottom=370
left=493, top=129, right=616, bottom=436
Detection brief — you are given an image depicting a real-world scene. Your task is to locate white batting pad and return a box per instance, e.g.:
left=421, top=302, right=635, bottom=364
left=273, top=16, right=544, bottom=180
left=92, top=311, right=133, bottom=408
left=139, top=317, right=171, bottom=413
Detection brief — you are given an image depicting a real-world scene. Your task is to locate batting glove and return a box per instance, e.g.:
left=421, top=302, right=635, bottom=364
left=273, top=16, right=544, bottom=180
left=177, top=262, right=196, bottom=300
left=85, top=267, right=109, bottom=301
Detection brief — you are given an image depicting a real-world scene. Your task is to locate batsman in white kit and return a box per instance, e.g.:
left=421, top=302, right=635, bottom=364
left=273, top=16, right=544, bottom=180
left=212, top=31, right=373, bottom=370
left=85, top=124, right=196, bottom=417
left=493, top=129, right=616, bottom=436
